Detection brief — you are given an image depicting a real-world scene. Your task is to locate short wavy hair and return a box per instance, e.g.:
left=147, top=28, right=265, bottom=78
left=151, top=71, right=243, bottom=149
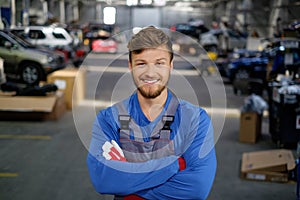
left=127, top=26, right=174, bottom=63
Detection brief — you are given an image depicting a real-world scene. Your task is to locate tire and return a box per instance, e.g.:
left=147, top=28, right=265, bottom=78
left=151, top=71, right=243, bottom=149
left=20, top=63, right=42, bottom=85
left=233, top=86, right=237, bottom=95
left=234, top=69, right=249, bottom=80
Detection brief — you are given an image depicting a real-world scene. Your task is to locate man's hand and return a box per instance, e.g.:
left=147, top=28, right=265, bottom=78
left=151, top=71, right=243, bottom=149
left=102, top=140, right=126, bottom=162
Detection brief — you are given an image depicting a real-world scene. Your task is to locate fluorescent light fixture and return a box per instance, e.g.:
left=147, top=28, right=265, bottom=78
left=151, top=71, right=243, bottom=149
left=103, top=7, right=116, bottom=25
left=154, top=0, right=166, bottom=6
left=140, top=0, right=152, bottom=5
left=126, top=0, right=138, bottom=6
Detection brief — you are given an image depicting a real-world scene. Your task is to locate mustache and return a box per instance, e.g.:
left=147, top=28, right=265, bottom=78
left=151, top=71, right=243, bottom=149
left=137, top=85, right=166, bottom=99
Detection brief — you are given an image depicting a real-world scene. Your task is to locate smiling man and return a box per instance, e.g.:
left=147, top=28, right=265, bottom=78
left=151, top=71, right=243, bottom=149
left=87, top=26, right=217, bottom=200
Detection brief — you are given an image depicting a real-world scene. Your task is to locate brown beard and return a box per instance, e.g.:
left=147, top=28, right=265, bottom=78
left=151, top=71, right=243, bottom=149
left=138, top=85, right=166, bottom=99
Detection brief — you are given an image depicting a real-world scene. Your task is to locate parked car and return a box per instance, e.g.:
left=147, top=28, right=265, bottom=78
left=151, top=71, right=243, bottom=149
left=199, top=30, right=219, bottom=52
left=10, top=26, right=75, bottom=47
left=200, top=29, right=247, bottom=51
left=10, top=25, right=86, bottom=67
left=92, top=37, right=118, bottom=53
left=226, top=49, right=269, bottom=94
left=82, top=22, right=115, bottom=52
left=170, top=22, right=209, bottom=40
left=0, top=30, right=66, bottom=85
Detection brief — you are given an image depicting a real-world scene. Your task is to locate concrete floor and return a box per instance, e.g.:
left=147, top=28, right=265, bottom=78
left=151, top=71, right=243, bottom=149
left=209, top=116, right=297, bottom=200
left=0, top=75, right=297, bottom=200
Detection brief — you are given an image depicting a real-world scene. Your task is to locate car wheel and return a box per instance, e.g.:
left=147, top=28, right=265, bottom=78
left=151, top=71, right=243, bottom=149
left=20, top=63, right=42, bottom=85
left=233, top=86, right=238, bottom=94
left=235, top=69, right=249, bottom=79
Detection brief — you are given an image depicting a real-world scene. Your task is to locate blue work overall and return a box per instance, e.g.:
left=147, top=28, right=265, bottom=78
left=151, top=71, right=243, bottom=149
left=116, top=93, right=179, bottom=162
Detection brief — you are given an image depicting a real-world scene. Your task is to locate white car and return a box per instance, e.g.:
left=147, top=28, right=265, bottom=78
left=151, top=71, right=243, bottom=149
left=200, top=29, right=247, bottom=51
left=10, top=26, right=76, bottom=48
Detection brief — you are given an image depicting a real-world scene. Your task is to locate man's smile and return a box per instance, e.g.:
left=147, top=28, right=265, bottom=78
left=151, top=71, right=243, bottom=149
left=141, top=79, right=160, bottom=85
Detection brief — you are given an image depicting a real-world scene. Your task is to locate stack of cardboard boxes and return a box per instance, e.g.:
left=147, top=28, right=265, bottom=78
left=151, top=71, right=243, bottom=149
left=238, top=110, right=297, bottom=183
left=240, top=149, right=296, bottom=183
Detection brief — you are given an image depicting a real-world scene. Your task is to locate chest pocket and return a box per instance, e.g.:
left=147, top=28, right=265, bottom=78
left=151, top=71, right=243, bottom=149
left=116, top=94, right=179, bottom=162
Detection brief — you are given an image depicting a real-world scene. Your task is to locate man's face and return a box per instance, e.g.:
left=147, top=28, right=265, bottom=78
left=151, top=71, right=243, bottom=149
left=129, top=46, right=173, bottom=99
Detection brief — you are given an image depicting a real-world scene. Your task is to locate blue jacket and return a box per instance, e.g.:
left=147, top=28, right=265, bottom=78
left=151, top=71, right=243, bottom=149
left=87, top=90, right=217, bottom=200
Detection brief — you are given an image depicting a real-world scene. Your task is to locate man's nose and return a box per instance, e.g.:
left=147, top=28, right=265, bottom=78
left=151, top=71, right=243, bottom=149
left=144, top=64, right=157, bottom=75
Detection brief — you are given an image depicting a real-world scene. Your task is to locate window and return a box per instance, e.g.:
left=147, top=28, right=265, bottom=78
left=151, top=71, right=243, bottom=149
left=52, top=32, right=66, bottom=39
left=29, top=30, right=45, bottom=39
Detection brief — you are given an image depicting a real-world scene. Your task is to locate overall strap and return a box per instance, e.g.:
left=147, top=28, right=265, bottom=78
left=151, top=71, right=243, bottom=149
left=116, top=91, right=180, bottom=141
left=116, top=102, right=144, bottom=142
left=150, top=92, right=180, bottom=140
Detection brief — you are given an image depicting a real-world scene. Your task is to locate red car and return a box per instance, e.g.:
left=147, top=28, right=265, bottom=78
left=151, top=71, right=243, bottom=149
left=91, top=38, right=118, bottom=53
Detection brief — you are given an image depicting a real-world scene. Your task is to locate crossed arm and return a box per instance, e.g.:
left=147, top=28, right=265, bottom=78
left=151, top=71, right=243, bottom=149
left=86, top=109, right=217, bottom=199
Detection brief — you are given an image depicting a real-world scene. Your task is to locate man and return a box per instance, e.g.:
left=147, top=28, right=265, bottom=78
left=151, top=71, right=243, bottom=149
left=87, top=26, right=217, bottom=199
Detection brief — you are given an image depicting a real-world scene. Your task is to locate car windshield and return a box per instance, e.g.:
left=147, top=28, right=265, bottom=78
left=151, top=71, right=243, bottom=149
left=7, top=32, right=36, bottom=48
left=177, top=24, right=195, bottom=31
left=91, top=24, right=113, bottom=32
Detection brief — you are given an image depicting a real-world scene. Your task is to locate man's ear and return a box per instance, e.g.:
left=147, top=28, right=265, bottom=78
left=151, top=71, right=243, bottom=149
left=128, top=60, right=133, bottom=70
left=170, top=60, right=174, bottom=70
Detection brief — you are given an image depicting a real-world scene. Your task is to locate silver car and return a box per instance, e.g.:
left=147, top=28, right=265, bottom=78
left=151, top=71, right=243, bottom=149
left=0, top=30, right=66, bottom=85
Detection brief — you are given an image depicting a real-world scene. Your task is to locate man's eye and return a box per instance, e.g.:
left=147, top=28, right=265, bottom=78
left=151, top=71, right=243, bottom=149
left=156, top=62, right=166, bottom=67
left=136, top=63, right=146, bottom=67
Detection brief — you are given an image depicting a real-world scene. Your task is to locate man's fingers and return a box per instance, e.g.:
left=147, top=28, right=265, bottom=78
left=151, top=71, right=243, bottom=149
left=102, top=141, right=113, bottom=152
left=102, top=151, right=112, bottom=160
left=111, top=140, right=125, bottom=157
left=102, top=141, right=126, bottom=161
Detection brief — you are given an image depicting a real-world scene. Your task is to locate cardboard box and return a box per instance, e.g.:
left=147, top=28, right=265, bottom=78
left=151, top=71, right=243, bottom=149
left=47, top=68, right=85, bottom=109
left=240, top=149, right=296, bottom=183
left=0, top=91, right=66, bottom=121
left=239, top=112, right=262, bottom=143
left=44, top=91, right=67, bottom=120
